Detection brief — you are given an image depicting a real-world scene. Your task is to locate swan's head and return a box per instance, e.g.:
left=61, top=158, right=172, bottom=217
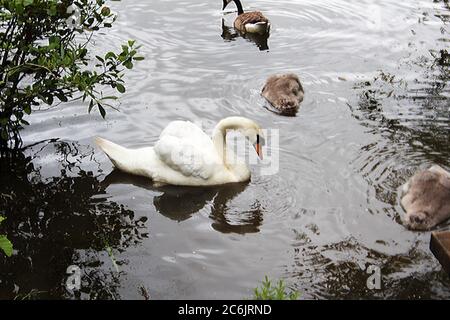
left=242, top=124, right=265, bottom=160
left=215, top=116, right=265, bottom=159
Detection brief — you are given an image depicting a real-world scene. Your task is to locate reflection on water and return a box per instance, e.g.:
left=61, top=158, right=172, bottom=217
left=349, top=42, right=450, bottom=208
left=0, top=141, right=147, bottom=299
left=221, top=19, right=270, bottom=51
left=290, top=237, right=450, bottom=299
left=103, top=171, right=262, bottom=234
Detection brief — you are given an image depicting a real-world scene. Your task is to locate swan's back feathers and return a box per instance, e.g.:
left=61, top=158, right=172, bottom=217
left=158, top=120, right=206, bottom=140
left=154, top=121, right=219, bottom=180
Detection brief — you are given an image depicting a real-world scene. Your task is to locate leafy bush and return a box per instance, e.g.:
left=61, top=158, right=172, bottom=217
left=0, top=0, right=144, bottom=149
left=253, top=276, right=299, bottom=300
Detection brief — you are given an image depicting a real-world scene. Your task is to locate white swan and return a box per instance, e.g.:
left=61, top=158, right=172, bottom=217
left=95, top=117, right=264, bottom=186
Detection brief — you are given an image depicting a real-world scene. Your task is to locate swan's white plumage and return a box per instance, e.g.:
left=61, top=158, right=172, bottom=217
left=154, top=121, right=219, bottom=180
left=95, top=117, right=262, bottom=186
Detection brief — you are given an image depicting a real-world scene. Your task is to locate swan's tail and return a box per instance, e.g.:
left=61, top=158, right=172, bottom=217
left=95, top=137, right=135, bottom=173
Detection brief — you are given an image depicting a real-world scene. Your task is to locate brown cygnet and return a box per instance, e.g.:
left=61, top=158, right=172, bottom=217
left=400, top=165, right=450, bottom=230
left=261, top=73, right=304, bottom=116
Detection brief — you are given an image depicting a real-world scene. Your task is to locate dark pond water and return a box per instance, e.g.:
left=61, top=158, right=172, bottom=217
left=1, top=0, right=449, bottom=299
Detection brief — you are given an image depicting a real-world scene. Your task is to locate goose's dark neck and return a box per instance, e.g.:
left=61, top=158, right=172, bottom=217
left=233, top=0, right=244, bottom=15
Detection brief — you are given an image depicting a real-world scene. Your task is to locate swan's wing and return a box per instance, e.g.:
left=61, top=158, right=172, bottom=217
left=158, top=120, right=205, bottom=139
left=154, top=121, right=219, bottom=180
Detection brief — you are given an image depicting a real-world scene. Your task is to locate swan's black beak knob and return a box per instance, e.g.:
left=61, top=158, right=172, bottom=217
left=254, top=134, right=263, bottom=160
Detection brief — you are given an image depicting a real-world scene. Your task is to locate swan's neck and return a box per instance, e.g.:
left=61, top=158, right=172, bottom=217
left=233, top=0, right=244, bottom=15
left=211, top=117, right=252, bottom=181
left=212, top=125, right=228, bottom=167
left=212, top=118, right=243, bottom=167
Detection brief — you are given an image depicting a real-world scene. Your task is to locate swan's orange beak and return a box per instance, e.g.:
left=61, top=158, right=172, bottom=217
left=254, top=134, right=263, bottom=160
left=255, top=143, right=263, bottom=159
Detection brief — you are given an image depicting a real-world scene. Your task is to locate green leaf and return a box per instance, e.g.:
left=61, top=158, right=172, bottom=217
left=116, top=83, right=125, bottom=93
left=101, top=6, right=111, bottom=16
left=0, top=216, right=5, bottom=224
left=23, top=0, right=34, bottom=7
left=46, top=95, right=54, bottom=105
left=98, top=104, right=106, bottom=118
left=47, top=4, right=57, bottom=16
left=105, top=52, right=116, bottom=60
left=49, top=36, right=61, bottom=47
left=0, top=235, right=13, bottom=257
left=133, top=56, right=145, bottom=61
left=88, top=99, right=94, bottom=113
left=23, top=105, right=31, bottom=115
left=124, top=60, right=133, bottom=69
left=56, top=93, right=68, bottom=102
left=101, top=96, right=118, bottom=101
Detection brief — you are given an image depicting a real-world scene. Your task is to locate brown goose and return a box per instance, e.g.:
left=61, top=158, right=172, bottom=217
left=400, top=165, right=450, bottom=230
left=222, top=0, right=270, bottom=35
left=261, top=73, right=304, bottom=116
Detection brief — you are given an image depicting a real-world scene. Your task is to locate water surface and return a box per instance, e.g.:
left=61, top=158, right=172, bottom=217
left=1, top=0, right=449, bottom=299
